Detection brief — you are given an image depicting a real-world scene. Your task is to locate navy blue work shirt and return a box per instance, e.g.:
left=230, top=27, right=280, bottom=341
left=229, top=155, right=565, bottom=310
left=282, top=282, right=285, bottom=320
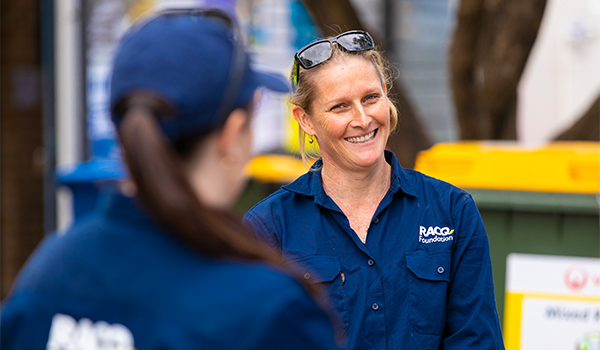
left=243, top=151, right=505, bottom=350
left=1, top=190, right=339, bottom=350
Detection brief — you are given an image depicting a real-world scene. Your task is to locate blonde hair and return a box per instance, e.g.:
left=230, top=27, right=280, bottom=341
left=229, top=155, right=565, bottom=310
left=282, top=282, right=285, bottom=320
left=290, top=44, right=398, bottom=165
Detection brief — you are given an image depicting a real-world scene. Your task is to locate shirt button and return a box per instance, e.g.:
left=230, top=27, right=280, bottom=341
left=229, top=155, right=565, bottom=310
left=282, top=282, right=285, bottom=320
left=437, top=266, right=445, bottom=274
left=371, top=302, right=380, bottom=311
left=303, top=272, right=311, bottom=280
left=373, top=217, right=379, bottom=224
left=367, top=259, right=375, bottom=267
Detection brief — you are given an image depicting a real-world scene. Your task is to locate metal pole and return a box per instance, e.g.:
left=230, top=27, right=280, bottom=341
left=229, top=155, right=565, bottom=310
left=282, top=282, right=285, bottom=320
left=42, top=0, right=56, bottom=233
left=54, top=0, right=85, bottom=230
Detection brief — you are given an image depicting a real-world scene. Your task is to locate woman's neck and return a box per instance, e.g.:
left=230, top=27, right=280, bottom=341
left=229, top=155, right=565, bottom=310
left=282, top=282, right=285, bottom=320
left=321, top=156, right=390, bottom=201
left=321, top=157, right=391, bottom=243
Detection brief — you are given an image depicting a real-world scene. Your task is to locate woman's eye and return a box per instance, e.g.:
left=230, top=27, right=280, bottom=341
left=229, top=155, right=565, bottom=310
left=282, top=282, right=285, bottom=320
left=331, top=104, right=344, bottom=111
left=365, top=94, right=379, bottom=102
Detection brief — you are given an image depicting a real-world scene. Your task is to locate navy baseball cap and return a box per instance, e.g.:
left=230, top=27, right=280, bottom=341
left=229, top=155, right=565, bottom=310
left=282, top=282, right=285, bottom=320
left=110, top=11, right=290, bottom=141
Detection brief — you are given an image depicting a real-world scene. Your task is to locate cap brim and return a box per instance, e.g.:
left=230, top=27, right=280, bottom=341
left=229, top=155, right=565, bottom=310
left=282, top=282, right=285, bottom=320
left=254, top=71, right=291, bottom=93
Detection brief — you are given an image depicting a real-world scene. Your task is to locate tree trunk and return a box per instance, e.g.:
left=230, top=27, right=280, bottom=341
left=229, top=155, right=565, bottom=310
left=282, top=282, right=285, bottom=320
left=553, top=95, right=600, bottom=141
left=300, top=0, right=431, bottom=169
left=450, top=0, right=547, bottom=140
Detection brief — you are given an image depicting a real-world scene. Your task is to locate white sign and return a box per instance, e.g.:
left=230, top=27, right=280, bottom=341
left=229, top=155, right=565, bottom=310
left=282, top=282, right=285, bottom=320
left=504, top=254, right=600, bottom=350
left=521, top=298, right=600, bottom=349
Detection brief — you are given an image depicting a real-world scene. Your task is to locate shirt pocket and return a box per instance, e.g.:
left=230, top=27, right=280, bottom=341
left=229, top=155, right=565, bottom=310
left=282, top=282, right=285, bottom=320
left=290, top=255, right=350, bottom=331
left=405, top=250, right=451, bottom=335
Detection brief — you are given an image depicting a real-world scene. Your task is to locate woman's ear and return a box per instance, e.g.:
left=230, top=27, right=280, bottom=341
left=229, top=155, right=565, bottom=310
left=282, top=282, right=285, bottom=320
left=292, top=105, right=316, bottom=136
left=216, top=108, right=250, bottom=158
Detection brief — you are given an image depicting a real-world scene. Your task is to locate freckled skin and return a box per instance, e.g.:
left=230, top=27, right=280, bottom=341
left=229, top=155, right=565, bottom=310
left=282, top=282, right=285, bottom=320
left=298, top=56, right=391, bottom=174
left=292, top=56, right=394, bottom=243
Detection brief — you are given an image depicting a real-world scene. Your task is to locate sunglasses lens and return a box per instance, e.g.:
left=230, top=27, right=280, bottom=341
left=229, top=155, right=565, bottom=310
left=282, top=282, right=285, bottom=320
left=337, top=33, right=373, bottom=51
left=298, top=41, right=332, bottom=69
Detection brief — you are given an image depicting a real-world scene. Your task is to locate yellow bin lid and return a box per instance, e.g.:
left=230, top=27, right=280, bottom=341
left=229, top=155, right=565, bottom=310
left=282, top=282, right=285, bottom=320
left=245, top=154, right=310, bottom=184
left=414, top=141, right=600, bottom=194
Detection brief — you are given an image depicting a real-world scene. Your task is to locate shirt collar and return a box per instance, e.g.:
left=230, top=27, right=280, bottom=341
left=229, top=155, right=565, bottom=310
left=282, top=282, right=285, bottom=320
left=282, top=150, right=418, bottom=201
left=97, top=188, right=158, bottom=231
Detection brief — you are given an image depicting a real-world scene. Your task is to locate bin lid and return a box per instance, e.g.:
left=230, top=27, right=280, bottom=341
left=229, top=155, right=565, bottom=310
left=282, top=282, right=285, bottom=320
left=56, top=158, right=127, bottom=184
left=244, top=154, right=310, bottom=183
left=414, top=141, right=600, bottom=194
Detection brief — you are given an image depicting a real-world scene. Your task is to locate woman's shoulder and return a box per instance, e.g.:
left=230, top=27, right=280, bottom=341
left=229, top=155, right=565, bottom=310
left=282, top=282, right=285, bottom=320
left=399, top=167, right=473, bottom=209
left=405, top=167, right=470, bottom=194
left=2, top=257, right=332, bottom=349
left=386, top=150, right=470, bottom=201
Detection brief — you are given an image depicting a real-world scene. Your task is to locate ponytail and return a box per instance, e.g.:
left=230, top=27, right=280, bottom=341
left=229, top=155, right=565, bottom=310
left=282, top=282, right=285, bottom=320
left=115, top=94, right=322, bottom=297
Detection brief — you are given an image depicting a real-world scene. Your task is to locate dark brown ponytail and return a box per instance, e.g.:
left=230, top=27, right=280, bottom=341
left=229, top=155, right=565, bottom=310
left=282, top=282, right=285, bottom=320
left=114, top=94, right=322, bottom=297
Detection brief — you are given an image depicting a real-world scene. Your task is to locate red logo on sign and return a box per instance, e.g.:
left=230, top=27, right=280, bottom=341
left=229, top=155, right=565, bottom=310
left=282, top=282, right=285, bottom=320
left=564, top=266, right=588, bottom=291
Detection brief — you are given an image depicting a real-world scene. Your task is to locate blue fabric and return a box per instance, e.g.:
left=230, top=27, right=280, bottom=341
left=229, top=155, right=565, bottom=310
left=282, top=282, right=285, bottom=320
left=243, top=151, right=505, bottom=350
left=110, top=13, right=290, bottom=140
left=1, top=190, right=339, bottom=350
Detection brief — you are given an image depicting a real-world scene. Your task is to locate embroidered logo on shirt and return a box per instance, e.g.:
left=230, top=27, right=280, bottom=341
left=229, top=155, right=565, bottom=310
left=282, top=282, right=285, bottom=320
left=419, top=226, right=454, bottom=244
left=46, top=313, right=135, bottom=350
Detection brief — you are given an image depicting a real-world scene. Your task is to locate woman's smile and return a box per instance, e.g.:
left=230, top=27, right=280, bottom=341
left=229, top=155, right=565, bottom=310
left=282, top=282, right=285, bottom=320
left=345, top=128, right=378, bottom=144
left=297, top=56, right=391, bottom=172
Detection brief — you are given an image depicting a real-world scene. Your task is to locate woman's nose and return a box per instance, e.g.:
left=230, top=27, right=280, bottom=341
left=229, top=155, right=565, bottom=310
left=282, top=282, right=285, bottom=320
left=350, top=104, right=371, bottom=128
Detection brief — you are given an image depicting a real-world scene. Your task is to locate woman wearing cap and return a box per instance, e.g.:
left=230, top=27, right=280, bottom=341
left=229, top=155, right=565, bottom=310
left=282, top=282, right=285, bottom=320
left=244, top=31, right=505, bottom=349
left=0, top=11, right=340, bottom=350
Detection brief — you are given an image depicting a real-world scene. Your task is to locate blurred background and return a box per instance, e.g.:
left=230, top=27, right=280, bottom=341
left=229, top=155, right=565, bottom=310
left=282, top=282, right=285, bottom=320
left=1, top=0, right=599, bottom=348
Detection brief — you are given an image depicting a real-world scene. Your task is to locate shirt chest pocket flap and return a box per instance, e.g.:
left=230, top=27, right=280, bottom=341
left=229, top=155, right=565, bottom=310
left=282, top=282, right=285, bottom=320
left=293, top=255, right=341, bottom=283
left=290, top=255, right=349, bottom=330
left=405, top=250, right=450, bottom=335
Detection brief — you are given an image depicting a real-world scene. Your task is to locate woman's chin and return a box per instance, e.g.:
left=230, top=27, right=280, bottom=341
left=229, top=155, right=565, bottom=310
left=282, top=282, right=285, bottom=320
left=349, top=150, right=386, bottom=169
left=322, top=143, right=387, bottom=171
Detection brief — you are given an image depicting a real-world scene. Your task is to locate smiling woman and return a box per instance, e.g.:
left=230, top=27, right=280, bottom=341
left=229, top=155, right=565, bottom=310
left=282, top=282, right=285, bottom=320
left=293, top=56, right=390, bottom=174
left=244, top=30, right=506, bottom=350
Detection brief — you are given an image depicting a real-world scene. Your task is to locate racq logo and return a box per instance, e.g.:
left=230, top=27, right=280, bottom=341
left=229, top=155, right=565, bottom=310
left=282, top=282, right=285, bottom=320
left=46, top=313, right=134, bottom=350
left=419, top=226, right=454, bottom=244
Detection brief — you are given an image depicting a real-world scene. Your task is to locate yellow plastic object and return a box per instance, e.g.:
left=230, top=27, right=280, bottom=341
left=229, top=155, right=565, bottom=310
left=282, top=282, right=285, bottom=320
left=126, top=0, right=155, bottom=23
left=414, top=141, right=600, bottom=194
left=244, top=154, right=311, bottom=183
left=284, top=104, right=320, bottom=155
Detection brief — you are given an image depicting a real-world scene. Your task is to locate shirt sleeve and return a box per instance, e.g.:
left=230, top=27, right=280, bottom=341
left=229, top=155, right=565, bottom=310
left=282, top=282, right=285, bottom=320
left=251, top=284, right=343, bottom=350
left=443, top=194, right=506, bottom=349
left=243, top=211, right=282, bottom=251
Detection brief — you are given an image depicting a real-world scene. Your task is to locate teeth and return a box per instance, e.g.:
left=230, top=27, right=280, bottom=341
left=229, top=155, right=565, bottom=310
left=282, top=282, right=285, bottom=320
left=346, top=130, right=376, bottom=143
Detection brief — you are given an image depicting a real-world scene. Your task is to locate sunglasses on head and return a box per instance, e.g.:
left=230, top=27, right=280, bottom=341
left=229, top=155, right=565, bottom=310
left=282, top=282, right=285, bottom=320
left=292, top=30, right=375, bottom=88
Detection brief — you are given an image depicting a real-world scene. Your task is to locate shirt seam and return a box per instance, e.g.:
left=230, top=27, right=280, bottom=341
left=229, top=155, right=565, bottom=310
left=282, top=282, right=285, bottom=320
left=245, top=211, right=282, bottom=250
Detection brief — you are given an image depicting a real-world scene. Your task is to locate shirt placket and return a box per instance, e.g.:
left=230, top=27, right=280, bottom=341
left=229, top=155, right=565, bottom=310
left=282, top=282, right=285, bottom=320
left=328, top=208, right=388, bottom=350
